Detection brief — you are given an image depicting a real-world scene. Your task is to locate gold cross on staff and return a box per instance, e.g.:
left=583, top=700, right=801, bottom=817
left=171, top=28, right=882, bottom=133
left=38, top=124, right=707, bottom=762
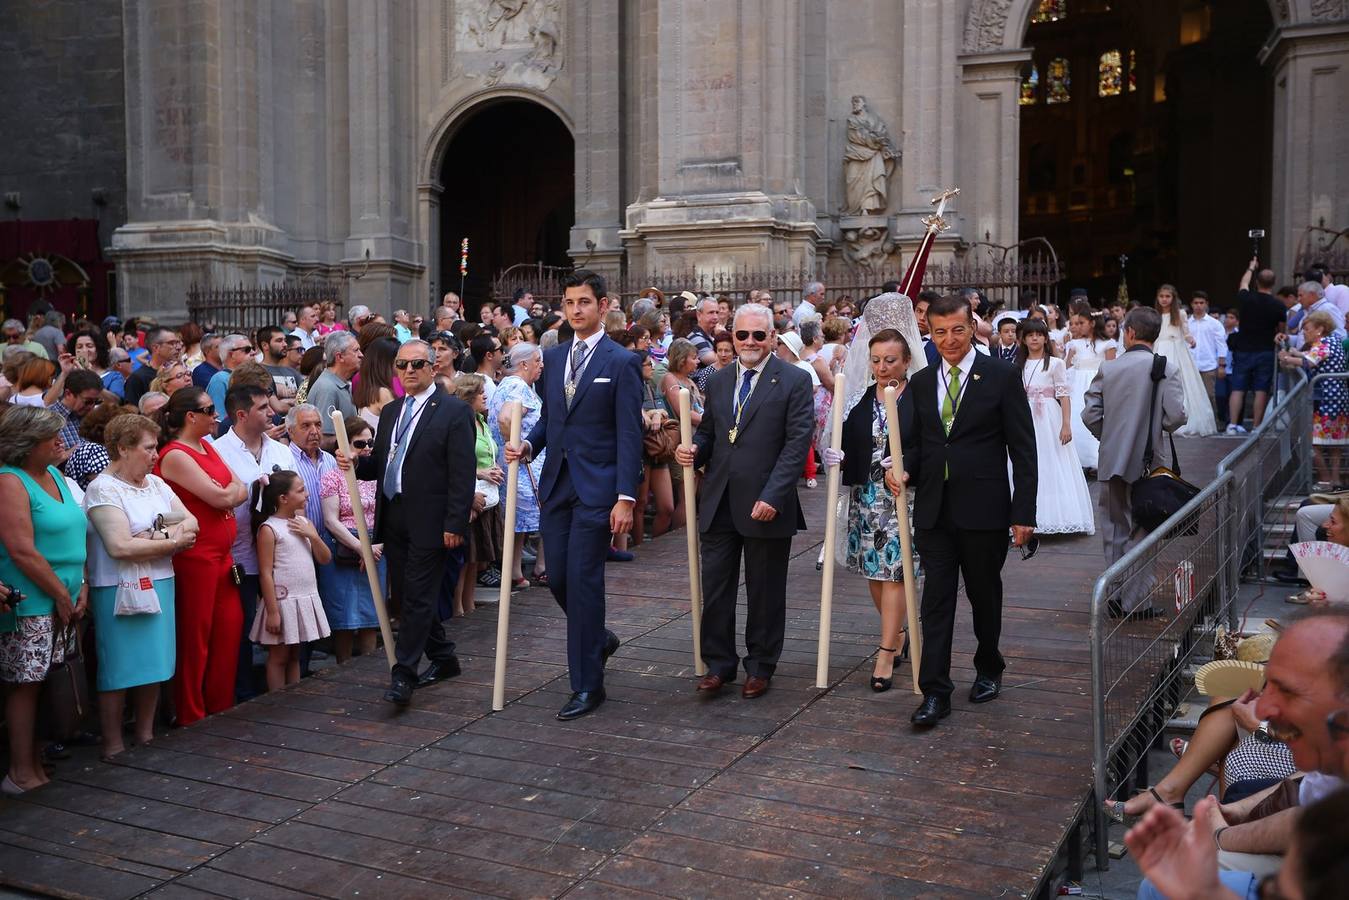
left=921, top=186, right=961, bottom=232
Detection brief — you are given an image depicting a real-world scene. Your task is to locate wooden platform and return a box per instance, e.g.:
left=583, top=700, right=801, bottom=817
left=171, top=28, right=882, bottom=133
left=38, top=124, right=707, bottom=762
left=0, top=437, right=1236, bottom=899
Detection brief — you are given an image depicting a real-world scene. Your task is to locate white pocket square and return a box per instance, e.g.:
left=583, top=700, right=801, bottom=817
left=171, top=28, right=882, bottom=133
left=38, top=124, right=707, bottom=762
left=593, top=377, right=611, bottom=383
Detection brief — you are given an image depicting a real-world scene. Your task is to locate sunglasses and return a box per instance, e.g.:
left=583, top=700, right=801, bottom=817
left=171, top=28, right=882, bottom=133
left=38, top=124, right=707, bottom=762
left=232, top=346, right=254, bottom=354
left=192, top=404, right=217, bottom=417
left=734, top=330, right=769, bottom=342
left=350, top=439, right=374, bottom=450
left=394, top=358, right=432, bottom=371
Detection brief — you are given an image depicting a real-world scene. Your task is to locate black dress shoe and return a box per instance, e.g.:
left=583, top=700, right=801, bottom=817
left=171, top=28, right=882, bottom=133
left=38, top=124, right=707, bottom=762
left=384, top=676, right=414, bottom=706
left=557, top=689, right=606, bottom=721
left=416, top=656, right=462, bottom=688
left=910, top=695, right=951, bottom=727
left=602, top=630, right=620, bottom=662
left=969, top=675, right=1001, bottom=704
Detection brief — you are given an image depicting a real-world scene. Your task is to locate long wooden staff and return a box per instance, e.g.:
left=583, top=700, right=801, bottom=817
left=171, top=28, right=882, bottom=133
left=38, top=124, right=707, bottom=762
left=330, top=410, right=396, bottom=669
left=492, top=401, right=524, bottom=711
left=677, top=388, right=706, bottom=676
left=883, top=385, right=922, bottom=695
left=815, top=373, right=847, bottom=688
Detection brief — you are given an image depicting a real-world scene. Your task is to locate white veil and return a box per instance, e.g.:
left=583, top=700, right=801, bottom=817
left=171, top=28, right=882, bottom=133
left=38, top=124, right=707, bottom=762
left=839, top=291, right=927, bottom=418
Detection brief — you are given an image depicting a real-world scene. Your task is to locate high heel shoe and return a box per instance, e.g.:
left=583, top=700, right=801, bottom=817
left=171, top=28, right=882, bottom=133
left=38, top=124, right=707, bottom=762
left=2, top=775, right=27, bottom=796
left=871, top=646, right=897, bottom=692
left=899, top=631, right=910, bottom=663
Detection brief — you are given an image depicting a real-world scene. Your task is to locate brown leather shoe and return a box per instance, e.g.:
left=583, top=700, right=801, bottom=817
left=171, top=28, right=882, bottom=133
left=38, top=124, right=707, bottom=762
left=742, top=675, right=770, bottom=699
left=696, top=673, right=727, bottom=694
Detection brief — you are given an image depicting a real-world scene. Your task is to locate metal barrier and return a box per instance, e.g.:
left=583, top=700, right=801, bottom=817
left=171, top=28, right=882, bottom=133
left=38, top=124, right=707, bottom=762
left=1089, top=472, right=1238, bottom=871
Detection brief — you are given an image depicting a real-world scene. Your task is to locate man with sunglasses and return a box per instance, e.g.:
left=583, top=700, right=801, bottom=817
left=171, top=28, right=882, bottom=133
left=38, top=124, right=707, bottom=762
left=504, top=269, right=644, bottom=721
left=675, top=302, right=814, bottom=702
left=339, top=340, right=476, bottom=707
left=212, top=385, right=296, bottom=701
left=124, top=326, right=184, bottom=406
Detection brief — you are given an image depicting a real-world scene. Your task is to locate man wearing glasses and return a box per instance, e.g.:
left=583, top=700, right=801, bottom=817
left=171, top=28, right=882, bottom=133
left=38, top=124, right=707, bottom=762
left=206, top=334, right=256, bottom=424
left=124, top=326, right=184, bottom=406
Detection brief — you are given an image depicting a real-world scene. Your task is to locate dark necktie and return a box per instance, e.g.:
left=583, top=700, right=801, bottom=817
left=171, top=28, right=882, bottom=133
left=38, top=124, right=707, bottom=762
left=566, top=340, right=589, bottom=408
left=737, top=368, right=755, bottom=410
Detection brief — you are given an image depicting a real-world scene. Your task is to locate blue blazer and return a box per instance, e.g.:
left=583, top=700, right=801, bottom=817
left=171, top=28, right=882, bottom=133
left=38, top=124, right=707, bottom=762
left=526, top=335, right=644, bottom=508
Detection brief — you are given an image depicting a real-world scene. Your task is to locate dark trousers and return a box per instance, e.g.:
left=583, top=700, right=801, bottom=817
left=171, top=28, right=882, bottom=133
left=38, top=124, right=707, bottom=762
left=236, top=574, right=260, bottom=702
left=699, top=494, right=792, bottom=680
left=914, top=494, right=1008, bottom=700
left=384, top=496, right=457, bottom=685
left=540, top=464, right=612, bottom=693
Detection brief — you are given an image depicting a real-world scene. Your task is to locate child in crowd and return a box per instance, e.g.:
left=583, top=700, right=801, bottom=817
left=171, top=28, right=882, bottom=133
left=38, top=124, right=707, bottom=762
left=251, top=471, right=332, bottom=690
left=1063, top=305, right=1118, bottom=470
left=993, top=315, right=1020, bottom=362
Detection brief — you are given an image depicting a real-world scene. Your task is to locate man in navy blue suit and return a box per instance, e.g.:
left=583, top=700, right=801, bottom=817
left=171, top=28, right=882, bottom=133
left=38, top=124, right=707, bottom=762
left=505, top=270, right=644, bottom=720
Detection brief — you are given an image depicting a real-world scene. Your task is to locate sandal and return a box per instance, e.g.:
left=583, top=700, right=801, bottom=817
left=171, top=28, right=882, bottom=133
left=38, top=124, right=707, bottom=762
left=1169, top=738, right=1188, bottom=760
left=1286, top=588, right=1326, bottom=605
left=529, top=572, right=550, bottom=587
left=510, top=578, right=530, bottom=593
left=1103, top=787, right=1184, bottom=825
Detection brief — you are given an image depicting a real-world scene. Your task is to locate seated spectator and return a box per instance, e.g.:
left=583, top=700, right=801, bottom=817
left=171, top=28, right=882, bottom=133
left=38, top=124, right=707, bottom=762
left=0, top=406, right=88, bottom=794
left=84, top=414, right=199, bottom=760
left=1286, top=494, right=1349, bottom=605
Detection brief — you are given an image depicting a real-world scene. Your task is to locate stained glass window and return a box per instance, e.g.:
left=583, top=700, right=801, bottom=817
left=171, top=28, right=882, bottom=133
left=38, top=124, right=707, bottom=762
left=1098, top=50, right=1123, bottom=97
left=1128, top=49, right=1137, bottom=92
left=1047, top=57, right=1071, bottom=104
left=1031, top=0, right=1068, bottom=24
left=1020, top=64, right=1040, bottom=106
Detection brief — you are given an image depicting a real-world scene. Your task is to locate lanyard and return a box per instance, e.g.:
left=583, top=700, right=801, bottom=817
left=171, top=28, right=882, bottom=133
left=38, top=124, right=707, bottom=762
left=938, top=361, right=971, bottom=412
left=732, top=365, right=757, bottom=426
left=392, top=394, right=429, bottom=450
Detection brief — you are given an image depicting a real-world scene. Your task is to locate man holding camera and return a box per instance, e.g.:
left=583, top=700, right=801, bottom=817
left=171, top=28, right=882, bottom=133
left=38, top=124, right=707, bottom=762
left=1227, top=258, right=1286, bottom=434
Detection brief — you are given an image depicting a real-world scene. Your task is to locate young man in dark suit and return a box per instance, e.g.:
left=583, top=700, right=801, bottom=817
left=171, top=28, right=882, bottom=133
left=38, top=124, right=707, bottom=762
left=675, top=303, right=815, bottom=700
left=892, top=293, right=1038, bottom=727
left=339, top=339, right=477, bottom=706
left=506, top=270, right=644, bottom=720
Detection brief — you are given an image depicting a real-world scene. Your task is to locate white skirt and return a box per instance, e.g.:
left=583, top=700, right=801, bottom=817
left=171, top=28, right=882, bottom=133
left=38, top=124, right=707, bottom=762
left=1013, top=397, right=1096, bottom=535
left=1067, top=364, right=1101, bottom=470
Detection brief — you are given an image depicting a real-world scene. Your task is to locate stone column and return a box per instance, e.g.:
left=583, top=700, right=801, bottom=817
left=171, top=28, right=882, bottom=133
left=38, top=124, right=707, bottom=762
left=417, top=181, right=443, bottom=318
left=956, top=49, right=1030, bottom=249
left=1263, top=17, right=1349, bottom=275
left=568, top=0, right=624, bottom=281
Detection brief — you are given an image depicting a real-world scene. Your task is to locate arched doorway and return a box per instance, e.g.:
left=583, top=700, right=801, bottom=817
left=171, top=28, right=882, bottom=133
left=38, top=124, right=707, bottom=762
left=438, top=99, right=574, bottom=312
left=1017, top=0, right=1273, bottom=301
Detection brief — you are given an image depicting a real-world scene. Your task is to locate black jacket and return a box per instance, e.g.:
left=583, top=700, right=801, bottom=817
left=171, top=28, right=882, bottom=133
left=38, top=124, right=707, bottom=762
left=840, top=382, right=916, bottom=487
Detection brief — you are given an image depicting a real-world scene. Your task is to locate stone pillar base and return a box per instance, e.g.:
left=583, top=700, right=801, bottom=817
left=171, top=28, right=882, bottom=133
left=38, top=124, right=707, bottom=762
left=621, top=192, right=820, bottom=274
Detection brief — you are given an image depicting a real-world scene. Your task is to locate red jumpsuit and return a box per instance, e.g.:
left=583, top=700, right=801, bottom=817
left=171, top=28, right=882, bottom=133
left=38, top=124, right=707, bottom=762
left=156, top=440, right=241, bottom=725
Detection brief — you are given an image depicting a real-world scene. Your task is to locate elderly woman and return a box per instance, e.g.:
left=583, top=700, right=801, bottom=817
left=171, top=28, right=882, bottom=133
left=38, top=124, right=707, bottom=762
left=451, top=374, right=504, bottom=616
left=1279, top=309, right=1348, bottom=488
left=318, top=415, right=383, bottom=662
left=154, top=387, right=248, bottom=725
left=65, top=401, right=130, bottom=490
left=489, top=342, right=546, bottom=590
left=0, top=406, right=88, bottom=794
left=85, top=414, right=199, bottom=760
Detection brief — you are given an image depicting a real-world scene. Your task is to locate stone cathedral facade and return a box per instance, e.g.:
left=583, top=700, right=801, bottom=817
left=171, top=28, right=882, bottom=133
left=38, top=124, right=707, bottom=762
left=86, top=0, right=1349, bottom=319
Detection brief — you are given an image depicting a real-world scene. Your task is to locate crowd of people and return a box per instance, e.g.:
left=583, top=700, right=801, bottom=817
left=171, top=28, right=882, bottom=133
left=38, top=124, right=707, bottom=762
left=2, top=267, right=1346, bottom=892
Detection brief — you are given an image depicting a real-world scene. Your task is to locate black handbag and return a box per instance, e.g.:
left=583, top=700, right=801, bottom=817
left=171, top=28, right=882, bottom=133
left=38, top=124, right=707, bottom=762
left=1131, top=354, right=1200, bottom=535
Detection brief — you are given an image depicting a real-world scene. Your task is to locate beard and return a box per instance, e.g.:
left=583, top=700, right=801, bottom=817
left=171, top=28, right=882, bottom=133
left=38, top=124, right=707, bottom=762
left=736, top=347, right=768, bottom=367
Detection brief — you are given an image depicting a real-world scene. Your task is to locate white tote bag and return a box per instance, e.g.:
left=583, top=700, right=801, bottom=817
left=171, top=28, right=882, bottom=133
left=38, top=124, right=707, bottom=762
left=114, top=562, right=161, bottom=616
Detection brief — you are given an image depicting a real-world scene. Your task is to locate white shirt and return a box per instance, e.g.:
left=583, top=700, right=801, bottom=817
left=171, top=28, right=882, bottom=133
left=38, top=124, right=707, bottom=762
left=792, top=300, right=821, bottom=327
left=934, top=344, right=979, bottom=414
left=211, top=429, right=296, bottom=574
left=388, top=383, right=437, bottom=497
left=291, top=327, right=315, bottom=351
left=1290, top=298, right=1347, bottom=349
left=1187, top=314, right=1228, bottom=372
left=563, top=330, right=606, bottom=385
left=82, top=473, right=180, bottom=587
left=1325, top=282, right=1349, bottom=318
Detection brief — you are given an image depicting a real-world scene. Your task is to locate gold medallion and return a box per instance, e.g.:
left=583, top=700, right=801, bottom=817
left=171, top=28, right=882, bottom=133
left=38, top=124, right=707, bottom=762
left=728, top=427, right=738, bottom=444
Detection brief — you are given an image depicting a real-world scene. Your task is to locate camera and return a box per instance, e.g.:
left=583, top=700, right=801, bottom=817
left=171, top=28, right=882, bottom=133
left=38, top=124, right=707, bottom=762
left=1, top=582, right=25, bottom=605
left=1248, top=228, right=1266, bottom=239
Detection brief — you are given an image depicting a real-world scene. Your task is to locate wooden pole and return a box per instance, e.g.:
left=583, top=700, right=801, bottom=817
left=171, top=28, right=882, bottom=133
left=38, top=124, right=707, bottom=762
left=677, top=388, right=706, bottom=676
left=815, top=373, right=847, bottom=688
left=883, top=385, right=923, bottom=695
left=492, top=402, right=524, bottom=711
left=329, top=410, right=396, bottom=670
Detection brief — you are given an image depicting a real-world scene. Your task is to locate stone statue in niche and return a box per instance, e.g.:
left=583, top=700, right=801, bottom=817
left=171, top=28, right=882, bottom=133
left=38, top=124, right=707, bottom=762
left=842, top=225, right=896, bottom=276
left=843, top=95, right=900, bottom=215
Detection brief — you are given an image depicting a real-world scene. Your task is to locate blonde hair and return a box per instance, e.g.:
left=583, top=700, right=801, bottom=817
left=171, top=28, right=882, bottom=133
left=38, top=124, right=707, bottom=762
left=1303, top=310, right=1338, bottom=338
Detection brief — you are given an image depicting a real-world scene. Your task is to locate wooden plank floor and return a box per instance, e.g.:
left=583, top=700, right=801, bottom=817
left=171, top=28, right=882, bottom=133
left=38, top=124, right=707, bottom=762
left=0, top=436, right=1235, bottom=899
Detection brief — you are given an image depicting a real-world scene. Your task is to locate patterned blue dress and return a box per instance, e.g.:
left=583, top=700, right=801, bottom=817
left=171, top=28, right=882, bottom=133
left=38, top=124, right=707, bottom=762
left=843, top=409, right=913, bottom=582
left=489, top=375, right=545, bottom=532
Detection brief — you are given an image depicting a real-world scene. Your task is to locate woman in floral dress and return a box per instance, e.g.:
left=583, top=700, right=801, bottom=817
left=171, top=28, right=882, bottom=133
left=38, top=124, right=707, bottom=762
left=1279, top=309, right=1348, bottom=487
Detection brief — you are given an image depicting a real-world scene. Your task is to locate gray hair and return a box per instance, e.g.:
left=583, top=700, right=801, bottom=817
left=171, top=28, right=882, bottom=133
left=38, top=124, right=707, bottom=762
left=0, top=406, right=65, bottom=466
left=44, top=310, right=65, bottom=328
left=803, top=281, right=825, bottom=300
left=399, top=338, right=431, bottom=358
left=503, top=341, right=542, bottom=375
left=630, top=297, right=657, bottom=321
left=200, top=333, right=221, bottom=353
left=3, top=345, right=31, bottom=363
left=3, top=319, right=24, bottom=334
left=1299, top=281, right=1326, bottom=301
left=109, top=347, right=130, bottom=364
left=348, top=304, right=371, bottom=327
left=137, top=391, right=168, bottom=414
left=799, top=318, right=822, bottom=345
left=540, top=330, right=559, bottom=350
left=219, top=333, right=250, bottom=356
left=285, top=402, right=320, bottom=431
left=733, top=303, right=774, bottom=330
left=323, top=330, right=358, bottom=366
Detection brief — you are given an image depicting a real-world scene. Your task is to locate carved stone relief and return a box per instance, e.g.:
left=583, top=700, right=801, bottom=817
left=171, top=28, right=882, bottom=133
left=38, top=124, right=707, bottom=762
left=1311, top=0, right=1349, bottom=22
left=962, top=0, right=1015, bottom=53
left=455, top=0, right=563, bottom=90
left=841, top=221, right=896, bottom=276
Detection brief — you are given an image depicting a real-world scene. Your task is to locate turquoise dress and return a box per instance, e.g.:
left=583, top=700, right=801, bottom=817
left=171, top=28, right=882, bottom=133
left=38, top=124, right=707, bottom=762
left=0, top=465, right=87, bottom=632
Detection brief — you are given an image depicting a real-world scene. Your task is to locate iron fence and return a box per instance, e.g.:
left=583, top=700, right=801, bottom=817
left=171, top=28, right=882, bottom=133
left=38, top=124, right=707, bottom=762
left=185, top=282, right=344, bottom=333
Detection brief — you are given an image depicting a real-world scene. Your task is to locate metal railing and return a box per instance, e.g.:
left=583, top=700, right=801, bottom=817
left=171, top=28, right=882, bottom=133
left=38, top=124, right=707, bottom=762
left=1084, top=365, right=1335, bottom=870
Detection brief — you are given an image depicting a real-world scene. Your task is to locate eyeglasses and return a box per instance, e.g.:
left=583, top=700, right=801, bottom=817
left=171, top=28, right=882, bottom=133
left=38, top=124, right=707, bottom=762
left=192, top=404, right=217, bottom=417
left=231, top=346, right=253, bottom=354
left=394, top=358, right=432, bottom=371
left=350, top=439, right=374, bottom=450
left=734, top=330, right=768, bottom=342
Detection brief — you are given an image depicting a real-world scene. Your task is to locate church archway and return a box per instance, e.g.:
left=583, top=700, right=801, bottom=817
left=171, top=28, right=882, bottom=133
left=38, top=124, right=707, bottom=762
left=1014, top=0, right=1274, bottom=300
left=436, top=98, right=574, bottom=311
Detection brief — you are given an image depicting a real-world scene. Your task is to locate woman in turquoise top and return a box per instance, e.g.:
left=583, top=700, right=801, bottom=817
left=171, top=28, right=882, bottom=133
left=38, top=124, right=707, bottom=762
left=0, top=406, right=89, bottom=795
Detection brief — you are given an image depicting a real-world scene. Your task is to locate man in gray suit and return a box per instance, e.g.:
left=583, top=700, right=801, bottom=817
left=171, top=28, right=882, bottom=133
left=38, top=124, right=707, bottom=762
left=675, top=303, right=814, bottom=700
left=1082, top=306, right=1187, bottom=615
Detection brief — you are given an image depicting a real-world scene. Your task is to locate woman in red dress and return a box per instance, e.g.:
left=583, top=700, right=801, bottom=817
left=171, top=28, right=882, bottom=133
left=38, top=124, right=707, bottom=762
left=154, top=387, right=249, bottom=724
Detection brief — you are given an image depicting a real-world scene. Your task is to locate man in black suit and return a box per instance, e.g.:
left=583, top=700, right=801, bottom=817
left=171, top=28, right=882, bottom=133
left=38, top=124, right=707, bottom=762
left=675, top=303, right=814, bottom=700
left=893, top=292, right=1037, bottom=727
left=339, top=339, right=476, bottom=706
